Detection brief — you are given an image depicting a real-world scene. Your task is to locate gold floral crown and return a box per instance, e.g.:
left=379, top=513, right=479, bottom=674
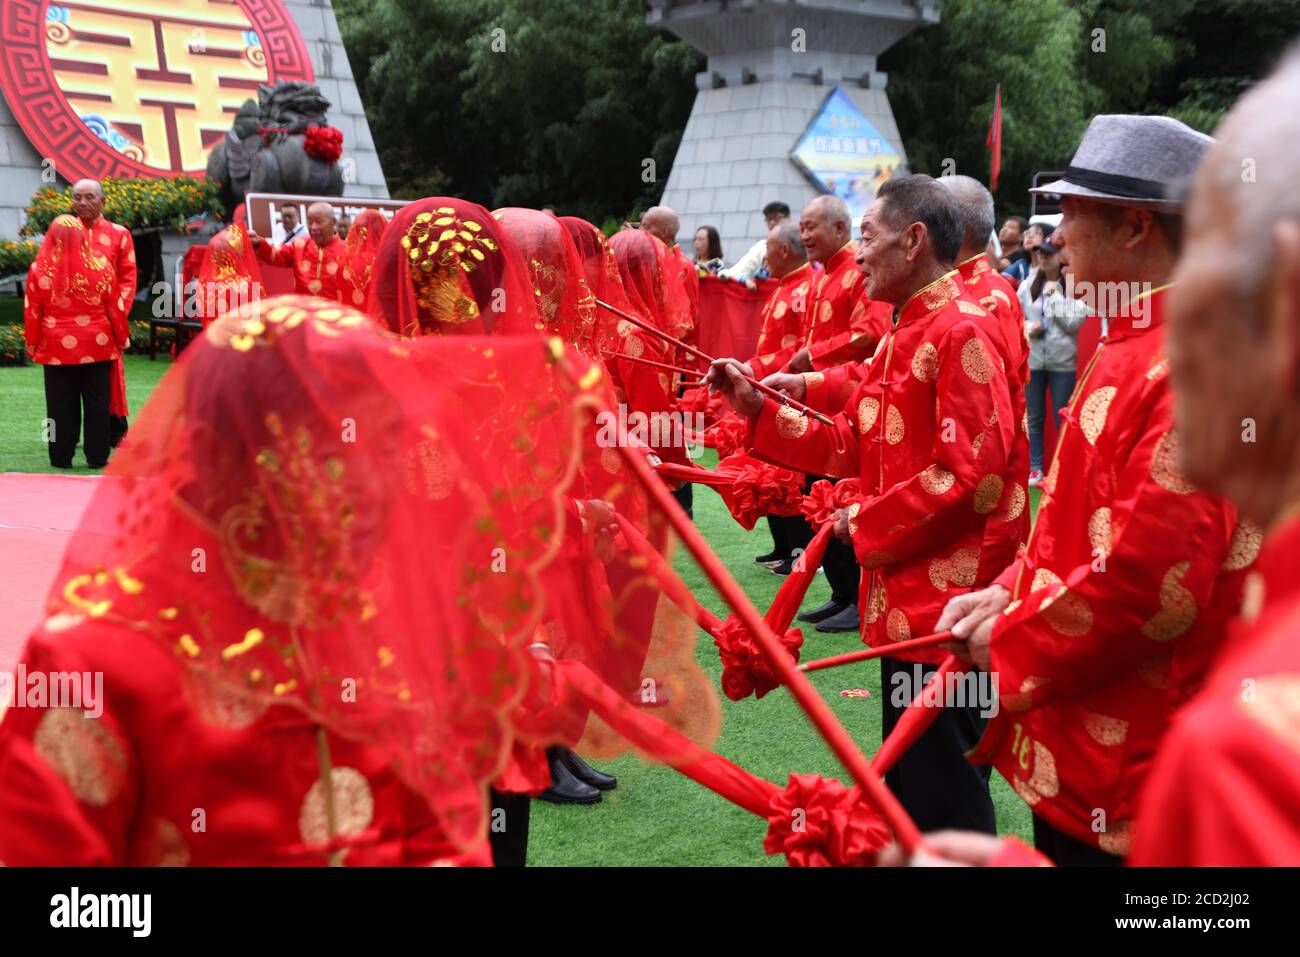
left=400, top=207, right=499, bottom=329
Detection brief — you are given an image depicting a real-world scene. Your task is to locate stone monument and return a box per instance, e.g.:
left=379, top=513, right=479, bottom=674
left=648, top=0, right=938, bottom=256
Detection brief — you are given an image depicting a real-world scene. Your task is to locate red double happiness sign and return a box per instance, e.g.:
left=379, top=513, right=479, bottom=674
left=0, top=0, right=314, bottom=182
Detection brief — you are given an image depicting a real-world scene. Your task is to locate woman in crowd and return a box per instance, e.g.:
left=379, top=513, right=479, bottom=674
left=1019, top=238, right=1090, bottom=486
left=692, top=225, right=725, bottom=274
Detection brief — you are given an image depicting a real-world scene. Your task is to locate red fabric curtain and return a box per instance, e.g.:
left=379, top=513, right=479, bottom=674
left=696, top=275, right=776, bottom=360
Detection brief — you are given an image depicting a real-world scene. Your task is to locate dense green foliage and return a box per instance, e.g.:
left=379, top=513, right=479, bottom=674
left=336, top=0, right=1300, bottom=219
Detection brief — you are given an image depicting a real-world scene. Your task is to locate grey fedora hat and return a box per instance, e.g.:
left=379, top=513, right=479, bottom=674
left=1032, top=114, right=1214, bottom=212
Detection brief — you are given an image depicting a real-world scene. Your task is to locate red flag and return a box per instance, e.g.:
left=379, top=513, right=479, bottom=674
left=986, top=84, right=1003, bottom=192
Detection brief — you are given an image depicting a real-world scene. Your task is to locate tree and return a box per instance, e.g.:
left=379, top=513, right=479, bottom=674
left=336, top=0, right=701, bottom=222
left=880, top=0, right=1091, bottom=216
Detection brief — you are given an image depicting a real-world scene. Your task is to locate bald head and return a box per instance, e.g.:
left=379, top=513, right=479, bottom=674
left=641, top=206, right=680, bottom=246
left=71, top=179, right=103, bottom=225
left=799, top=195, right=852, bottom=264
left=1167, top=47, right=1300, bottom=522
left=939, top=175, right=996, bottom=259
left=306, top=202, right=337, bottom=247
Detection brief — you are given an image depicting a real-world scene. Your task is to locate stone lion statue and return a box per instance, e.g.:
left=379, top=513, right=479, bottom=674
left=206, top=81, right=345, bottom=219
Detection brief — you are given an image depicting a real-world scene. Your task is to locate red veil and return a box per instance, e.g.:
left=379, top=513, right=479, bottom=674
left=367, top=197, right=540, bottom=337
left=37, top=295, right=601, bottom=851
left=559, top=216, right=633, bottom=358
left=339, top=209, right=387, bottom=309
left=28, top=214, right=114, bottom=311
left=492, top=207, right=597, bottom=354
left=196, top=219, right=264, bottom=328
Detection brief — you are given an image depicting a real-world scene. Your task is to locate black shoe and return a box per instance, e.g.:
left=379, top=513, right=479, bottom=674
left=797, top=599, right=849, bottom=624
left=50, top=462, right=74, bottom=470
left=754, top=551, right=788, bottom=567
left=815, top=605, right=860, bottom=633
left=561, top=750, right=617, bottom=791
left=537, top=750, right=602, bottom=805
left=86, top=461, right=108, bottom=469
left=769, top=559, right=794, bottom=576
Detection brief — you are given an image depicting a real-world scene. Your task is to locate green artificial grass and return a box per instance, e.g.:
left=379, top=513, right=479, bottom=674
left=0, top=344, right=1039, bottom=864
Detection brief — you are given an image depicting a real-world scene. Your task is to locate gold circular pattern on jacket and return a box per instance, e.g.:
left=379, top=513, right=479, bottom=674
left=819, top=301, right=832, bottom=324
left=841, top=268, right=857, bottom=289
left=1021, top=410, right=1029, bottom=435
left=973, top=474, right=1004, bottom=514
left=775, top=404, right=809, bottom=439
left=1040, top=587, right=1093, bottom=636
left=1010, top=740, right=1059, bottom=806
left=1223, top=519, right=1263, bottom=571
left=928, top=546, right=980, bottom=591
left=773, top=300, right=788, bottom=319
left=865, top=579, right=886, bottom=624
left=884, top=405, right=905, bottom=445
left=918, top=464, right=955, bottom=495
left=1082, top=710, right=1129, bottom=747
left=623, top=335, right=644, bottom=358
left=803, top=370, right=825, bottom=391
left=1141, top=561, right=1197, bottom=641
left=600, top=447, right=622, bottom=475
left=131, top=817, right=191, bottom=867
left=1097, top=820, right=1131, bottom=856
left=857, top=396, right=880, bottom=435
left=960, top=337, right=994, bottom=384
left=1149, top=430, right=1196, bottom=494
left=1087, top=507, right=1113, bottom=558
left=1078, top=386, right=1117, bottom=445
left=33, top=707, right=129, bottom=807
left=298, top=767, right=375, bottom=849
left=1003, top=483, right=1027, bottom=521
left=911, top=342, right=938, bottom=382
left=886, top=608, right=911, bottom=642
left=845, top=500, right=862, bottom=537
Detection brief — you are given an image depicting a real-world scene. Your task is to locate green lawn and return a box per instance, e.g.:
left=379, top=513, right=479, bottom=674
left=0, top=340, right=1036, bottom=864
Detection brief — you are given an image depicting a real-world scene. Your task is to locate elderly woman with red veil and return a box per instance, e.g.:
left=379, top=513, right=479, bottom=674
left=195, top=205, right=265, bottom=329
left=338, top=209, right=388, bottom=309
left=0, top=294, right=628, bottom=866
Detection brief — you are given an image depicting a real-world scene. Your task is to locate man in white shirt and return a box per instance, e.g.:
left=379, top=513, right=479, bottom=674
left=270, top=202, right=307, bottom=245
left=719, top=201, right=791, bottom=288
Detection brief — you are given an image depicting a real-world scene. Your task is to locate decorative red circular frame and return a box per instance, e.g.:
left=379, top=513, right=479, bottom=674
left=0, top=0, right=314, bottom=183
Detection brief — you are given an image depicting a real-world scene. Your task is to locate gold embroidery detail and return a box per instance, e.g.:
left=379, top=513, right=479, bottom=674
left=956, top=298, right=987, bottom=317
left=911, top=342, right=938, bottom=382
left=919, top=464, right=955, bottom=495
left=960, top=337, right=994, bottom=384
left=1083, top=710, right=1129, bottom=746
left=884, top=405, right=905, bottom=445
left=33, top=708, right=128, bottom=807
left=846, top=501, right=862, bottom=538
left=1240, top=571, right=1266, bottom=622
left=1088, top=507, right=1113, bottom=558
left=886, top=608, right=911, bottom=642
left=974, top=474, right=1003, bottom=514
left=404, top=427, right=455, bottom=501
left=1097, top=820, right=1131, bottom=856
left=916, top=272, right=961, bottom=311
left=865, top=577, right=886, bottom=624
left=1011, top=740, right=1059, bottom=806
left=775, top=404, right=808, bottom=439
left=298, top=767, right=375, bottom=852
left=1142, top=560, right=1196, bottom=641
left=803, top=370, right=825, bottom=391
left=1003, top=483, right=1027, bottom=521
left=927, top=546, right=980, bottom=591
left=857, top=397, right=880, bottom=435
left=1149, top=430, right=1196, bottom=494
left=130, top=817, right=191, bottom=867
left=1223, top=519, right=1263, bottom=571
left=1079, top=386, right=1117, bottom=445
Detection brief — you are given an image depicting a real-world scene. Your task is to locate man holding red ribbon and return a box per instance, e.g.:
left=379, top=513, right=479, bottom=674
left=709, top=174, right=1017, bottom=834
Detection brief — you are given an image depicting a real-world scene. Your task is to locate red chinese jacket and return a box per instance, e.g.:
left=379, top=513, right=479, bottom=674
left=749, top=270, right=1017, bottom=664
left=24, top=214, right=135, bottom=365
left=0, top=620, right=491, bottom=866
left=974, top=286, right=1253, bottom=856
left=807, top=242, right=891, bottom=371
left=748, top=262, right=812, bottom=375
left=256, top=235, right=348, bottom=300
left=957, top=253, right=1032, bottom=572
left=1130, top=514, right=1300, bottom=865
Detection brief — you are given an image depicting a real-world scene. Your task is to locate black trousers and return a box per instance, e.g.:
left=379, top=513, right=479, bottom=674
left=487, top=788, right=531, bottom=867
left=43, top=362, right=111, bottom=468
left=672, top=482, right=693, bottom=519
left=879, top=657, right=997, bottom=834
left=765, top=513, right=812, bottom=560
left=1032, top=814, right=1124, bottom=867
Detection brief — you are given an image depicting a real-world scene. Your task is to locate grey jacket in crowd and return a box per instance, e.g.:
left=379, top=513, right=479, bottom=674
left=1018, top=269, right=1092, bottom=372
